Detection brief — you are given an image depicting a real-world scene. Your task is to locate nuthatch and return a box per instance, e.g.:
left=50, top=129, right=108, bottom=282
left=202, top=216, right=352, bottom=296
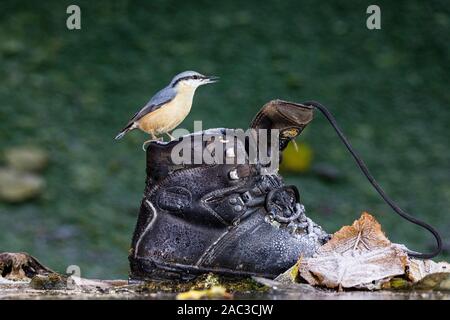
left=115, top=70, right=218, bottom=150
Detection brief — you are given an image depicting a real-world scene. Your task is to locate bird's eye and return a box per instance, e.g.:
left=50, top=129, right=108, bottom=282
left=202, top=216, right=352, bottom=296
left=193, top=75, right=199, bottom=79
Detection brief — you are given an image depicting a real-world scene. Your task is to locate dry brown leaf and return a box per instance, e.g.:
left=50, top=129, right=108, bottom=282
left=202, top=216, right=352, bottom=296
left=407, top=259, right=450, bottom=283
left=0, top=252, right=54, bottom=281
left=317, top=212, right=391, bottom=254
left=298, top=212, right=408, bottom=289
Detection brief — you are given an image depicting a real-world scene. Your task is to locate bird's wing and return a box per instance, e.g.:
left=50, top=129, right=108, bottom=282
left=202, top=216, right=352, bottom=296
left=125, top=86, right=176, bottom=125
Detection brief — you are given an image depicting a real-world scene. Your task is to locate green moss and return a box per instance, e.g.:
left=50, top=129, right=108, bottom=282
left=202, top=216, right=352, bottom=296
left=384, top=277, right=412, bottom=290
left=138, top=273, right=267, bottom=293
left=217, top=277, right=268, bottom=293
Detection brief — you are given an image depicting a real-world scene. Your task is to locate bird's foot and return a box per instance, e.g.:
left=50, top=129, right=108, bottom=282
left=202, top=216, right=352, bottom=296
left=142, top=138, right=163, bottom=151
left=166, top=132, right=176, bottom=141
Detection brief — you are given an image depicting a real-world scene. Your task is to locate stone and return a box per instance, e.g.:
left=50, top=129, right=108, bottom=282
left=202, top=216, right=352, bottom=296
left=4, top=146, right=49, bottom=172
left=0, top=168, right=45, bottom=202
left=30, top=273, right=71, bottom=290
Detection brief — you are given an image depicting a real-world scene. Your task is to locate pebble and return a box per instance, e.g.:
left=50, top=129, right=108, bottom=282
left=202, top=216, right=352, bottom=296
left=0, top=168, right=45, bottom=203
left=4, top=146, right=49, bottom=172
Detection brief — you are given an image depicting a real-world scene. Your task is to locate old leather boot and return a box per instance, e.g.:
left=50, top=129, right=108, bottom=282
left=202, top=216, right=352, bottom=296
left=129, top=100, right=329, bottom=281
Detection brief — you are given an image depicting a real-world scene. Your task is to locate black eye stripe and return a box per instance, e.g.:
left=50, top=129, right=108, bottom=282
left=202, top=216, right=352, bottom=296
left=172, top=75, right=203, bottom=87
left=172, top=75, right=206, bottom=87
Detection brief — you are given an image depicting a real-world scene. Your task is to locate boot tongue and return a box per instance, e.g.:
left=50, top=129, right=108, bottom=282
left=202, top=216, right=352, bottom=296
left=250, top=99, right=314, bottom=151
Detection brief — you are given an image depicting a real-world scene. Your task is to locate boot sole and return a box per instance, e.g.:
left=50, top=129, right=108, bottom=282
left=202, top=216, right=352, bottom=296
left=129, top=257, right=277, bottom=283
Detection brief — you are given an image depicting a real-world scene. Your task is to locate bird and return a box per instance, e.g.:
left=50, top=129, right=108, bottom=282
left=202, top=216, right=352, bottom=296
left=115, top=70, right=219, bottom=150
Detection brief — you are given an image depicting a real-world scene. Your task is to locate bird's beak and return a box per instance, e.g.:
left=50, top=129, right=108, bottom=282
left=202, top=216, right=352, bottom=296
left=204, top=75, right=219, bottom=84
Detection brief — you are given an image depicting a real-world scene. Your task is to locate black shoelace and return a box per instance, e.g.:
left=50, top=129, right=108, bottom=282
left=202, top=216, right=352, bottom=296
left=303, top=100, right=442, bottom=259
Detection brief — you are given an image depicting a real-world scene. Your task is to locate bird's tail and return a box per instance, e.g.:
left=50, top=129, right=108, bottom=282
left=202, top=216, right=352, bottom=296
left=115, top=123, right=134, bottom=140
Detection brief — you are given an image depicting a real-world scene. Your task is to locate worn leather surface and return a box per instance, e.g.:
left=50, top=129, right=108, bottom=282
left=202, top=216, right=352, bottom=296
left=250, top=100, right=313, bottom=151
left=129, top=100, right=327, bottom=280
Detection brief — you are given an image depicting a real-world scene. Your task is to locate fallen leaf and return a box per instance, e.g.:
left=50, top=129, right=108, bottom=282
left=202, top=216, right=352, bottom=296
left=176, top=285, right=232, bottom=300
left=0, top=252, right=54, bottom=281
left=298, top=212, right=408, bottom=289
left=414, top=273, right=450, bottom=291
left=407, top=259, right=450, bottom=283
left=316, top=212, right=391, bottom=254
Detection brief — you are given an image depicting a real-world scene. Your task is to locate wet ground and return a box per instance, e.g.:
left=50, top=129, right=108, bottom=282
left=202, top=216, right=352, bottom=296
left=1, top=278, right=449, bottom=300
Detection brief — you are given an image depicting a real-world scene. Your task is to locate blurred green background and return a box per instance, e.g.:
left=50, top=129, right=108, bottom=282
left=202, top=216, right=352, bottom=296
left=0, top=0, right=448, bottom=278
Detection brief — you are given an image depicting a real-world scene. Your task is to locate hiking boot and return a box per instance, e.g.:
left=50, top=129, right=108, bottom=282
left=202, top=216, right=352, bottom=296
left=128, top=100, right=329, bottom=281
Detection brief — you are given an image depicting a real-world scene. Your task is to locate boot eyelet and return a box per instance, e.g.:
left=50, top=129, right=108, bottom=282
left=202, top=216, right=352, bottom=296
left=228, top=169, right=239, bottom=180
left=242, top=191, right=251, bottom=202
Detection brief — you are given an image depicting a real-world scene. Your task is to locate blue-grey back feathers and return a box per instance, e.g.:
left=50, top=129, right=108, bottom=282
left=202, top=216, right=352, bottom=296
left=132, top=86, right=177, bottom=122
